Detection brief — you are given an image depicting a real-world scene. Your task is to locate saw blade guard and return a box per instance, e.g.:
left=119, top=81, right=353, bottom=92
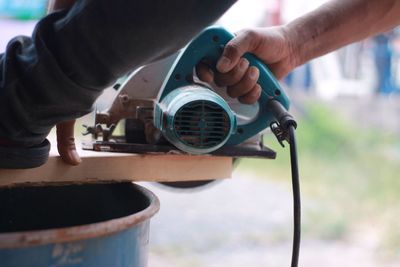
left=156, top=26, right=290, bottom=147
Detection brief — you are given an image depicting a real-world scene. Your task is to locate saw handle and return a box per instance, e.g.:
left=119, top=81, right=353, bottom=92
left=159, top=26, right=290, bottom=145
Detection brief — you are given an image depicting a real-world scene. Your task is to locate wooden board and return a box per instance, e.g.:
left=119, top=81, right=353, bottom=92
left=0, top=143, right=232, bottom=187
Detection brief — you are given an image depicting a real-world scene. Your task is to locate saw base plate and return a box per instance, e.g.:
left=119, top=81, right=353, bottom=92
left=82, top=138, right=276, bottom=159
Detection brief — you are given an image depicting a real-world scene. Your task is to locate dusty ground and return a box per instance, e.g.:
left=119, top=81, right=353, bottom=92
left=141, top=171, right=400, bottom=267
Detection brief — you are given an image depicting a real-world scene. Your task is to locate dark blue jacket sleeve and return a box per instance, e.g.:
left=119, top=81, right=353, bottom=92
left=0, top=0, right=236, bottom=145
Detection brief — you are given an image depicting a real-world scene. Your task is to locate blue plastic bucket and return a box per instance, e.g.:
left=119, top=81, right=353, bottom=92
left=0, top=183, right=159, bottom=267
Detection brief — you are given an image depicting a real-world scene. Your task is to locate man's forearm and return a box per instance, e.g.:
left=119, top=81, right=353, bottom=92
left=286, top=0, right=400, bottom=67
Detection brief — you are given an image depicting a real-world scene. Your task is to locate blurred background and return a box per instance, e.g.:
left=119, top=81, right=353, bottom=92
left=1, top=0, right=400, bottom=266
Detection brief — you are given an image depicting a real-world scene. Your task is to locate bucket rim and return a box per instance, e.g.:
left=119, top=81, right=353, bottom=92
left=0, top=183, right=160, bottom=249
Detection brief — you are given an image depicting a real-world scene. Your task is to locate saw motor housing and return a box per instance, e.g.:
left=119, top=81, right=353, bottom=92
left=152, top=26, right=289, bottom=154
left=154, top=85, right=236, bottom=154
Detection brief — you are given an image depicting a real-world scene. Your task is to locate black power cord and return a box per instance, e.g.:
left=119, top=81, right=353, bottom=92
left=267, top=100, right=301, bottom=267
left=289, top=125, right=300, bottom=267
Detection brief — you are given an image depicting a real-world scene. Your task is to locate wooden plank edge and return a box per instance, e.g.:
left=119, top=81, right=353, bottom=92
left=0, top=154, right=232, bottom=187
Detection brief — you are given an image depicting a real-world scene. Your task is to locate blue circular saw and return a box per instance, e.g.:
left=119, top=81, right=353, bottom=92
left=83, top=26, right=292, bottom=160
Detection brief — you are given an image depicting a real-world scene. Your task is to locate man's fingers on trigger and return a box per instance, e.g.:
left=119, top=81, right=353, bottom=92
left=226, top=66, right=259, bottom=98
left=196, top=62, right=214, bottom=83
left=217, top=42, right=245, bottom=73
left=238, top=84, right=262, bottom=104
left=215, top=58, right=249, bottom=87
left=217, top=30, right=257, bottom=73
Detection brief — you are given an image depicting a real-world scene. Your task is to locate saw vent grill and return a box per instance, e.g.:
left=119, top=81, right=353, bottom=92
left=173, top=100, right=231, bottom=149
